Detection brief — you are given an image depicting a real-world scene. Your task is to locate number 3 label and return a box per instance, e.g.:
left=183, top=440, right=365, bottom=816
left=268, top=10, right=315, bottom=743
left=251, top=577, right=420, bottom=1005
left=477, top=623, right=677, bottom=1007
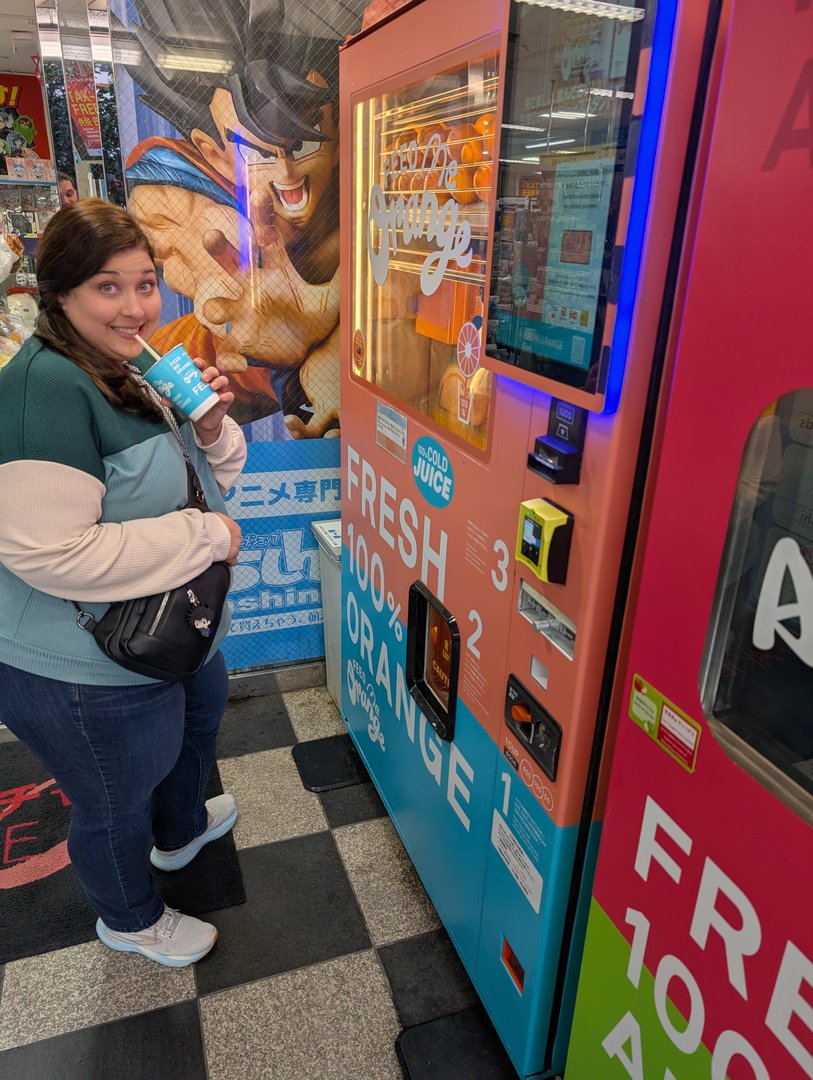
left=492, top=539, right=510, bottom=592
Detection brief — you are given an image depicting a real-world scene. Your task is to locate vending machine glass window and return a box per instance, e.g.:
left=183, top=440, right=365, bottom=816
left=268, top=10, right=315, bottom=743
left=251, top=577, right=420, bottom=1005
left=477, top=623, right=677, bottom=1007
left=352, top=53, right=500, bottom=450
left=485, top=1, right=647, bottom=400
left=700, top=390, right=813, bottom=824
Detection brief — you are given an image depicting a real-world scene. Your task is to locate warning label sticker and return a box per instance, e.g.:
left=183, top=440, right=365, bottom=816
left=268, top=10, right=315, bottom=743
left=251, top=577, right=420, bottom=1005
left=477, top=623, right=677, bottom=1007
left=491, top=810, right=543, bottom=913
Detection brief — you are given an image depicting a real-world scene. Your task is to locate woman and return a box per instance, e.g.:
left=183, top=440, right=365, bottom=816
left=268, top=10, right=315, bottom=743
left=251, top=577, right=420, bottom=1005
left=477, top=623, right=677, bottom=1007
left=0, top=199, right=246, bottom=968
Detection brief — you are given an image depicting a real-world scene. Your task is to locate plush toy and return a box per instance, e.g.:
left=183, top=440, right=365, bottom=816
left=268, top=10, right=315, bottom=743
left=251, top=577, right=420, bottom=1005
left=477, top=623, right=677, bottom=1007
left=13, top=116, right=36, bottom=147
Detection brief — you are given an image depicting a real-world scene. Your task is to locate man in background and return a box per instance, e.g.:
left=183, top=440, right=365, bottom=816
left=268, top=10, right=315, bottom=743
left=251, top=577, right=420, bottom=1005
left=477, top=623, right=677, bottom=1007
left=57, top=173, right=78, bottom=206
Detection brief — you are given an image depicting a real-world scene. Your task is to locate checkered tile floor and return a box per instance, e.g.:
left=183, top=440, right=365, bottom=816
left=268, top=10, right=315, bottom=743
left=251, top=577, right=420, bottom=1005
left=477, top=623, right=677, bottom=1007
left=0, top=683, right=514, bottom=1079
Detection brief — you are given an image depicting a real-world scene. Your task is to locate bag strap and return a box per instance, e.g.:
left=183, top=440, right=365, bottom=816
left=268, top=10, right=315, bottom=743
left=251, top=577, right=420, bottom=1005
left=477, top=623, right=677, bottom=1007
left=68, top=364, right=214, bottom=631
left=124, top=362, right=210, bottom=512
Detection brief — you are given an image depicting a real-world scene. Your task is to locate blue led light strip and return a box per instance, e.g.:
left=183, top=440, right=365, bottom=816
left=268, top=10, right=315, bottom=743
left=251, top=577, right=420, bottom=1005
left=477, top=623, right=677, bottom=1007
left=603, top=0, right=678, bottom=414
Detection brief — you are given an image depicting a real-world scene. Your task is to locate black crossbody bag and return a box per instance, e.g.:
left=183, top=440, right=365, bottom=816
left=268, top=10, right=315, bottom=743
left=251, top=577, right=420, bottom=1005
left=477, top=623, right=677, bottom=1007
left=72, top=366, right=231, bottom=683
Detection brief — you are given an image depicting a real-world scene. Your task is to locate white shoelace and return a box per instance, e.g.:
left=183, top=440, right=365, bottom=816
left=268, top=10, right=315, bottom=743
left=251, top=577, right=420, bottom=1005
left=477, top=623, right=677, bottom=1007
left=155, top=907, right=182, bottom=940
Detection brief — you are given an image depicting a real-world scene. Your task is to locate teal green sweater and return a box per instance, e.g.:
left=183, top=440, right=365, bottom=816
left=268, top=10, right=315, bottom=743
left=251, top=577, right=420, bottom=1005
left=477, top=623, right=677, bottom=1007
left=0, top=337, right=246, bottom=684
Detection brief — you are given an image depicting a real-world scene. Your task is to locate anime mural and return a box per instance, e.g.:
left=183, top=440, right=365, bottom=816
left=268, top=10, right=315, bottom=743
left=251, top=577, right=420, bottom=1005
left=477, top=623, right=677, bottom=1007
left=109, top=0, right=367, bottom=668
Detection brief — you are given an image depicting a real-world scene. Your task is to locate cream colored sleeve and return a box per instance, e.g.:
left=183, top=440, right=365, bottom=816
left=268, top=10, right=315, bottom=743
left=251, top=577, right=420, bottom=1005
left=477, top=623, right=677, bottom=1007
left=192, top=416, right=247, bottom=494
left=0, top=460, right=232, bottom=602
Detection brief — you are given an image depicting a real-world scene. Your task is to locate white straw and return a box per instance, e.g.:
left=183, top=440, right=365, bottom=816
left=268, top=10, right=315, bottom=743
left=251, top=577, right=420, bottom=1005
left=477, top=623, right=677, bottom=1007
left=134, top=334, right=162, bottom=361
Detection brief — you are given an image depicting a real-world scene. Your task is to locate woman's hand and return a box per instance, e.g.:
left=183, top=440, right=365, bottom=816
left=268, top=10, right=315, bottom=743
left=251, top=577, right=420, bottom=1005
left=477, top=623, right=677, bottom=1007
left=191, top=359, right=235, bottom=446
left=211, top=512, right=242, bottom=565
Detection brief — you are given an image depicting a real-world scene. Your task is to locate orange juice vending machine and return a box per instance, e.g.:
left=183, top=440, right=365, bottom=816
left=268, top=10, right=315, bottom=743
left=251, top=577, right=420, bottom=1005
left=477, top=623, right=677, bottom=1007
left=340, top=1, right=710, bottom=1075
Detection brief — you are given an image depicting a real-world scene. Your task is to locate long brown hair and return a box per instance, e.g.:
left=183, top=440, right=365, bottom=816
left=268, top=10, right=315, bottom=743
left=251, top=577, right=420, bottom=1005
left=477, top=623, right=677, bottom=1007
left=36, top=198, right=163, bottom=419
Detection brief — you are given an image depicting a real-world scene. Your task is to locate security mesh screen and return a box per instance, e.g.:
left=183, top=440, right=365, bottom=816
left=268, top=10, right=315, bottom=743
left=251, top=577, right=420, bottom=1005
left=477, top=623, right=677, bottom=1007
left=103, top=0, right=372, bottom=671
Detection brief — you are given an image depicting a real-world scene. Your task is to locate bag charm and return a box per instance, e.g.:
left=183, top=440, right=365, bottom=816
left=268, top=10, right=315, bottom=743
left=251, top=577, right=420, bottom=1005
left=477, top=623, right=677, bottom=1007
left=186, top=588, right=216, bottom=637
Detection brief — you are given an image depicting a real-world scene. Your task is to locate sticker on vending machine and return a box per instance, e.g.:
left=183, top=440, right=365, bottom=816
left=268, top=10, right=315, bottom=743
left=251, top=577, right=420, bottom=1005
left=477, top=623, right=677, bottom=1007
left=629, top=674, right=701, bottom=773
left=376, top=401, right=408, bottom=463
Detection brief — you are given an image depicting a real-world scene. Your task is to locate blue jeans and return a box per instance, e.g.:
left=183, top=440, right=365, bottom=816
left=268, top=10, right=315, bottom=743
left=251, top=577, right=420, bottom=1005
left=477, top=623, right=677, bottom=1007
left=0, top=654, right=228, bottom=932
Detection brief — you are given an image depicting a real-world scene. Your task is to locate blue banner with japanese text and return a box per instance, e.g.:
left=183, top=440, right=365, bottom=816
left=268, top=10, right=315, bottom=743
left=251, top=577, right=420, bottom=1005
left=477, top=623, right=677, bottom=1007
left=221, top=438, right=340, bottom=671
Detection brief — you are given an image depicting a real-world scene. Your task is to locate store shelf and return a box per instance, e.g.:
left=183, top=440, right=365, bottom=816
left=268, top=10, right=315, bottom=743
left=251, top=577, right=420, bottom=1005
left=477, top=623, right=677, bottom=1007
left=0, top=179, right=57, bottom=186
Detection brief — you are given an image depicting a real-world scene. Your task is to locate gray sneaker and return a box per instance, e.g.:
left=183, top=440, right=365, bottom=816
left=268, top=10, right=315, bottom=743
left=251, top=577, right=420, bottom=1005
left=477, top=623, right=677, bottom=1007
left=150, top=794, right=239, bottom=871
left=96, top=907, right=217, bottom=967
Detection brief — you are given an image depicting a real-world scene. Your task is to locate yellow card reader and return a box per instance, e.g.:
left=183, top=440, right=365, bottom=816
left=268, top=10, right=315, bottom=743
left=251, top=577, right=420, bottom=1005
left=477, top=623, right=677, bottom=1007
left=515, top=498, right=573, bottom=585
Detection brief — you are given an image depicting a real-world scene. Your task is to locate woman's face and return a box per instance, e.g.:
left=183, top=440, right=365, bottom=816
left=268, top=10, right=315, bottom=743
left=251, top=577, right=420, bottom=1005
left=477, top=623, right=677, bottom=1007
left=60, top=247, right=161, bottom=363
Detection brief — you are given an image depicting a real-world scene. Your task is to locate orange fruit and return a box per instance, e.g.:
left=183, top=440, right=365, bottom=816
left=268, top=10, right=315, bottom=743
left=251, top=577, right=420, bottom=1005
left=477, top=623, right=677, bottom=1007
left=423, top=169, right=451, bottom=203
left=445, top=123, right=479, bottom=163
left=450, top=165, right=478, bottom=204
left=417, top=122, right=447, bottom=147
left=473, top=112, right=496, bottom=137
left=474, top=113, right=497, bottom=160
left=461, top=140, right=486, bottom=165
left=473, top=163, right=493, bottom=199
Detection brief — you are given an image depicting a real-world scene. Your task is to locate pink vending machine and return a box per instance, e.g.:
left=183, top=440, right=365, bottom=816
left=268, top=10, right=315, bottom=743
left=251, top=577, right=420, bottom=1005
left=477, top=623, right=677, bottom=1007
left=567, top=0, right=813, bottom=1076
left=340, top=0, right=714, bottom=1075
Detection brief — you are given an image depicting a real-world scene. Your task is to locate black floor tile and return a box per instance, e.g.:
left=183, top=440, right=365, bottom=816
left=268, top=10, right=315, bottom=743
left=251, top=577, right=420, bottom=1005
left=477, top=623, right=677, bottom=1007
left=195, top=833, right=371, bottom=995
left=378, top=928, right=479, bottom=1029
left=217, top=694, right=296, bottom=758
left=0, top=1002, right=206, bottom=1080
left=292, top=733, right=368, bottom=792
left=319, top=780, right=387, bottom=828
left=396, top=1005, right=518, bottom=1080
left=155, top=763, right=246, bottom=917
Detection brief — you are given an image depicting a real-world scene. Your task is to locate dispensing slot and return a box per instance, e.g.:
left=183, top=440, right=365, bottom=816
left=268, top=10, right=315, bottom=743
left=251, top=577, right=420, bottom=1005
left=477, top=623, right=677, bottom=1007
left=406, top=581, right=460, bottom=741
left=518, top=580, right=576, bottom=661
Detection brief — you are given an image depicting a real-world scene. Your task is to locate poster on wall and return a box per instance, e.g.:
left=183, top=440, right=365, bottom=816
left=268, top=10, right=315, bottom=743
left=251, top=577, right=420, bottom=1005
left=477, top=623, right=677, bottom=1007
left=63, top=60, right=102, bottom=154
left=109, top=0, right=370, bottom=669
left=0, top=73, right=54, bottom=177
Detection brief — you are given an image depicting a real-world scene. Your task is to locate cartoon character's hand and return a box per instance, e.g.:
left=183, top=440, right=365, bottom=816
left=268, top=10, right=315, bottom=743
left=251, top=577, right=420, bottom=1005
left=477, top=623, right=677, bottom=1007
left=284, top=328, right=340, bottom=439
left=197, top=229, right=339, bottom=369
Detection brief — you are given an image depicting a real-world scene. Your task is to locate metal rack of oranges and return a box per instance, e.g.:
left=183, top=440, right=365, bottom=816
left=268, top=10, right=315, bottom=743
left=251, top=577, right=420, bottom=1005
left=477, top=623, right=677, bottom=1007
left=378, top=108, right=497, bottom=206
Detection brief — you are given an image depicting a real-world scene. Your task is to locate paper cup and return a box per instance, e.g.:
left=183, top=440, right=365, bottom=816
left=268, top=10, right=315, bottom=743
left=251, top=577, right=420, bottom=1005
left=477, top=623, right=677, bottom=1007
left=142, top=344, right=219, bottom=422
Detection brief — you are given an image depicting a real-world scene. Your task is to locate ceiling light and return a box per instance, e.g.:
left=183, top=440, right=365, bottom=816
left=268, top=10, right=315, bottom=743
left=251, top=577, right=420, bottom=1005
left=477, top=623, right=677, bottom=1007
left=516, top=0, right=645, bottom=22
left=38, top=37, right=62, bottom=59
left=112, top=46, right=143, bottom=65
left=538, top=111, right=597, bottom=120
left=588, top=87, right=634, bottom=99
left=89, top=38, right=112, bottom=63
left=525, top=138, right=577, bottom=148
left=158, top=51, right=233, bottom=73
left=502, top=123, right=549, bottom=134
